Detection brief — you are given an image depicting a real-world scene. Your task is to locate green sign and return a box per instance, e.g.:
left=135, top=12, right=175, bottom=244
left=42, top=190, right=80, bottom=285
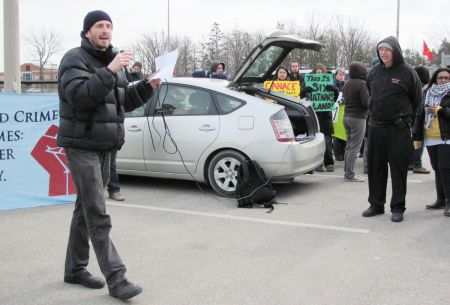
left=304, top=73, right=335, bottom=112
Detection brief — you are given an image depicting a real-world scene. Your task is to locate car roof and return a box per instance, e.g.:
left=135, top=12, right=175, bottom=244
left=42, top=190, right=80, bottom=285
left=163, top=77, right=284, bottom=111
left=164, top=77, right=229, bottom=91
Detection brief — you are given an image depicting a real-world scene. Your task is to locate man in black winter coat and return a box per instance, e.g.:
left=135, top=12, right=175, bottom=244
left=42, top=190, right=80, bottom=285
left=57, top=10, right=161, bottom=300
left=362, top=36, right=422, bottom=223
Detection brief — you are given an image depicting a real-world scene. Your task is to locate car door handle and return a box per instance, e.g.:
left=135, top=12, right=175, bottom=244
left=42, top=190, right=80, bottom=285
left=199, top=124, right=216, bottom=131
left=127, top=125, right=142, bottom=132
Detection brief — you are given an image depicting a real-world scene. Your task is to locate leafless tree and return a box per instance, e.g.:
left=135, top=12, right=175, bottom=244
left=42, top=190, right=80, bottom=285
left=223, top=29, right=255, bottom=77
left=198, top=22, right=227, bottom=71
left=133, top=30, right=168, bottom=74
left=173, top=36, right=195, bottom=77
left=298, top=13, right=329, bottom=68
left=128, top=13, right=381, bottom=78
left=132, top=31, right=196, bottom=77
left=333, top=16, right=375, bottom=68
left=24, top=28, right=62, bottom=80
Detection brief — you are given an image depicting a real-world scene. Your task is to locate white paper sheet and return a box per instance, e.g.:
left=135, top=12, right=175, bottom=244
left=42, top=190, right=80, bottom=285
left=149, top=49, right=179, bottom=80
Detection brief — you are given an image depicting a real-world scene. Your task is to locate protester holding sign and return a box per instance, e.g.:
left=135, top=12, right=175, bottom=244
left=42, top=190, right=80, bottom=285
left=57, top=10, right=161, bottom=300
left=305, top=63, right=337, bottom=172
left=331, top=69, right=347, bottom=161
left=262, top=66, right=301, bottom=99
left=304, top=65, right=337, bottom=111
left=276, top=66, right=290, bottom=81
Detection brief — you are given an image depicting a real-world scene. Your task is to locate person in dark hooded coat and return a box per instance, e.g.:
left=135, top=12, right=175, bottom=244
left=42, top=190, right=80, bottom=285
left=311, top=63, right=338, bottom=172
left=362, top=36, right=422, bottom=223
left=343, top=62, right=369, bottom=182
left=407, top=66, right=431, bottom=174
left=192, top=60, right=229, bottom=80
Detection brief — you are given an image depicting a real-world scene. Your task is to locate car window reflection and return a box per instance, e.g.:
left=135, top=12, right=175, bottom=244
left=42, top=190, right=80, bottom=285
left=125, top=105, right=145, bottom=117
left=158, top=85, right=215, bottom=116
left=215, top=93, right=244, bottom=114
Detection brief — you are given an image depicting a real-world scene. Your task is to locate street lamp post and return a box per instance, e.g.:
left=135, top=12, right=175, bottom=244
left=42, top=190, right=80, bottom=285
left=396, top=0, right=400, bottom=40
left=3, top=0, right=22, bottom=93
left=167, top=0, right=170, bottom=52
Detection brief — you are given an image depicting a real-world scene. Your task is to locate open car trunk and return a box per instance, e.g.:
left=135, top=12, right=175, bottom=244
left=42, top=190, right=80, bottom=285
left=228, top=31, right=324, bottom=142
left=238, top=86, right=319, bottom=142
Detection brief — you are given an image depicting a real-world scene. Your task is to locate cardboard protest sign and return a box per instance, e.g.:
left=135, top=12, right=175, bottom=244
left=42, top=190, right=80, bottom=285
left=263, top=81, right=300, bottom=98
left=333, top=104, right=347, bottom=141
left=304, top=73, right=335, bottom=112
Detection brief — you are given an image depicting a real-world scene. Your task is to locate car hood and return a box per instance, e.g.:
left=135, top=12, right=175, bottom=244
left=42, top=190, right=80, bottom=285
left=229, top=31, right=323, bottom=87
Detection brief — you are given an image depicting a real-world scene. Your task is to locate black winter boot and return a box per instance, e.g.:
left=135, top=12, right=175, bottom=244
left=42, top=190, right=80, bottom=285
left=426, top=200, right=445, bottom=210
left=362, top=205, right=384, bottom=217
left=444, top=204, right=450, bottom=217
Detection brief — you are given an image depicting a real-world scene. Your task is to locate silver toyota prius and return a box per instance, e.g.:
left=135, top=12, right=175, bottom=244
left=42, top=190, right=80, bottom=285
left=117, top=32, right=325, bottom=197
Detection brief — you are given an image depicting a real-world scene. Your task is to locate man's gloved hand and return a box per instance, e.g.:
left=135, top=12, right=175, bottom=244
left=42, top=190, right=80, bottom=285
left=303, top=86, right=314, bottom=93
left=325, top=84, right=337, bottom=92
left=413, top=141, right=422, bottom=150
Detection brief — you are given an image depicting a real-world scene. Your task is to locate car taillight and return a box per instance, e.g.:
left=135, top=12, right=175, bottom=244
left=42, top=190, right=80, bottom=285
left=270, top=110, right=294, bottom=142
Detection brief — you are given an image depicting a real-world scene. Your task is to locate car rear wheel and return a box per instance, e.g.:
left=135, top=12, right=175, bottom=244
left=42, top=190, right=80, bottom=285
left=207, top=150, right=246, bottom=197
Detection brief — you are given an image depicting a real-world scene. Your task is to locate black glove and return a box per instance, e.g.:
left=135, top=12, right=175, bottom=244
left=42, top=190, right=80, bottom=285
left=325, top=84, right=337, bottom=92
left=303, top=86, right=314, bottom=93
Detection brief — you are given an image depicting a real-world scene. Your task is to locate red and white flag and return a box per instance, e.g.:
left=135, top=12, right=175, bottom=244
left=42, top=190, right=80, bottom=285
left=422, top=40, right=434, bottom=61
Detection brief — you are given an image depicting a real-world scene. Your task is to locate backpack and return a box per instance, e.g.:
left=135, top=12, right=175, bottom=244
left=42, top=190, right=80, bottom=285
left=235, top=159, right=278, bottom=212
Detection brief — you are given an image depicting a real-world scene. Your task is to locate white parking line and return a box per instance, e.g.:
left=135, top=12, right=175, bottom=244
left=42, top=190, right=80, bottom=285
left=311, top=174, right=424, bottom=183
left=108, top=202, right=370, bottom=234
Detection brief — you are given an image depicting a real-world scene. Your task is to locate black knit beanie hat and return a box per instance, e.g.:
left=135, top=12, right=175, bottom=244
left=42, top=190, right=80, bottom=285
left=83, top=10, right=112, bottom=33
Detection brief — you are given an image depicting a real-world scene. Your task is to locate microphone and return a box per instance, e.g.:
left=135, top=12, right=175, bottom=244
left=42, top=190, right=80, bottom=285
left=112, top=46, right=131, bottom=78
left=112, top=46, right=123, bottom=55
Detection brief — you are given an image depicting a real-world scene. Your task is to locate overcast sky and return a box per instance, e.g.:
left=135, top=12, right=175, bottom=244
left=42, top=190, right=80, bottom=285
left=1, top=0, right=449, bottom=71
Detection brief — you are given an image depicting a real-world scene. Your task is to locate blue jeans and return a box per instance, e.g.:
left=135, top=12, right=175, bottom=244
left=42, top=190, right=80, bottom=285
left=65, top=148, right=126, bottom=288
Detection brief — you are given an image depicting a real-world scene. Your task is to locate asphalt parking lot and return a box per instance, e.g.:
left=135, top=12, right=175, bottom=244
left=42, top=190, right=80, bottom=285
left=1, top=156, right=449, bottom=305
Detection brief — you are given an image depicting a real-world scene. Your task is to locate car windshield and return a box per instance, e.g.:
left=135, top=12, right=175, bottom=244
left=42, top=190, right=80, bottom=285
left=243, top=46, right=284, bottom=78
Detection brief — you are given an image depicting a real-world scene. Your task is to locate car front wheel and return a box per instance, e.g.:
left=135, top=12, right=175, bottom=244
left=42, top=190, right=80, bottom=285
left=207, top=150, right=246, bottom=197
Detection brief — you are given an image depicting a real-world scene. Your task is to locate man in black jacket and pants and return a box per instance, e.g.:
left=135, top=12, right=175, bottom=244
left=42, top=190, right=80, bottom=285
left=362, top=36, right=422, bottom=222
left=57, top=10, right=161, bottom=300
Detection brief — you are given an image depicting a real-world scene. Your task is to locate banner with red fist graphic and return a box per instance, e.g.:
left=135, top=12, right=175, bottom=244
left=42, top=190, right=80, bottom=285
left=0, top=93, right=76, bottom=210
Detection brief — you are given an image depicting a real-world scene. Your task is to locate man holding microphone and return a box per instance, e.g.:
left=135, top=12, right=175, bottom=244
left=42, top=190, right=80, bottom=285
left=57, top=10, right=161, bottom=300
